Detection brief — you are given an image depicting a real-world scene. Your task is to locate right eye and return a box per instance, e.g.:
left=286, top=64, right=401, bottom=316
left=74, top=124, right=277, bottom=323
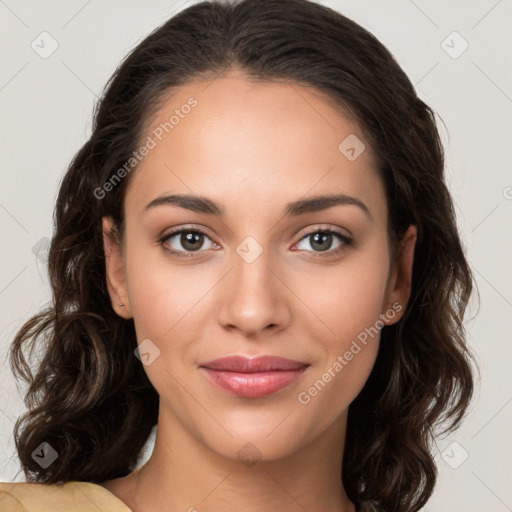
left=159, top=227, right=219, bottom=258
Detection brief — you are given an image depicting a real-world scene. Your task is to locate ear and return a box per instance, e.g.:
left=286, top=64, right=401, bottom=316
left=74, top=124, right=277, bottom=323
left=102, top=216, right=132, bottom=319
left=381, top=225, right=417, bottom=326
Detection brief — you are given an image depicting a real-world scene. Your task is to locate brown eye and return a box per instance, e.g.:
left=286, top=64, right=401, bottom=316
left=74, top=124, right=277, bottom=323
left=176, top=231, right=205, bottom=251
left=159, top=228, right=216, bottom=257
left=295, top=229, right=352, bottom=256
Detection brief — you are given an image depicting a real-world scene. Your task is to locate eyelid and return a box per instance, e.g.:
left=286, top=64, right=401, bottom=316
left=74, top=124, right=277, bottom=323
left=298, top=224, right=352, bottom=240
left=159, top=224, right=212, bottom=239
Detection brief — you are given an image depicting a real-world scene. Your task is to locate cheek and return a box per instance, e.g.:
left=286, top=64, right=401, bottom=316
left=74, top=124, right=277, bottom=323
left=295, top=289, right=383, bottom=433
left=123, top=249, right=208, bottom=405
left=125, top=243, right=211, bottom=341
left=292, top=248, right=389, bottom=408
left=292, top=245, right=390, bottom=342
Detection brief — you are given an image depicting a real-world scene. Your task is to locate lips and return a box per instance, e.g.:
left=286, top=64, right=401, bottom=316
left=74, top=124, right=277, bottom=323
left=200, top=355, right=309, bottom=372
left=199, top=356, right=310, bottom=398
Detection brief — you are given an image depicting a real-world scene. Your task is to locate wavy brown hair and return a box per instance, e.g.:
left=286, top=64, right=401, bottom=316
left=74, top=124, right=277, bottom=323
left=8, top=0, right=477, bottom=510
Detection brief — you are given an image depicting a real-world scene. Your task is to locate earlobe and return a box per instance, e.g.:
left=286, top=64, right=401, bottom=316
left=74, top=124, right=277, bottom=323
left=102, top=216, right=132, bottom=319
left=382, top=225, right=417, bottom=326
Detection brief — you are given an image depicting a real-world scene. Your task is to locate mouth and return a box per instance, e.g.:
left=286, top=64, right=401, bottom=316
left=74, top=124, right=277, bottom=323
left=199, top=355, right=310, bottom=398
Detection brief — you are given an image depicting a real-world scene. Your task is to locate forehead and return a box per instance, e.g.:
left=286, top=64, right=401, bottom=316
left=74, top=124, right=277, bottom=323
left=124, top=72, right=386, bottom=222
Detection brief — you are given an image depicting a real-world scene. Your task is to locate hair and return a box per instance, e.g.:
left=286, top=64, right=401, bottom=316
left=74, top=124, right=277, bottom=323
left=9, top=0, right=477, bottom=510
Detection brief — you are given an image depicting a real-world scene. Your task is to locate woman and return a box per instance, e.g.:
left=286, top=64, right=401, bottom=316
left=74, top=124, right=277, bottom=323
left=0, top=0, right=476, bottom=510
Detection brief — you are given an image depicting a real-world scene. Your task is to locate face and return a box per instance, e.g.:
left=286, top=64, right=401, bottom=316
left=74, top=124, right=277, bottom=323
left=103, top=71, right=416, bottom=462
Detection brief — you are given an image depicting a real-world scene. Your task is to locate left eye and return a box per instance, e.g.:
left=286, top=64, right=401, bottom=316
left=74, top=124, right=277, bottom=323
left=294, top=229, right=349, bottom=253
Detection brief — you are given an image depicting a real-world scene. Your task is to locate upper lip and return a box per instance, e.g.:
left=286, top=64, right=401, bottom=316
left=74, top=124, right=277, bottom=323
left=199, top=356, right=309, bottom=373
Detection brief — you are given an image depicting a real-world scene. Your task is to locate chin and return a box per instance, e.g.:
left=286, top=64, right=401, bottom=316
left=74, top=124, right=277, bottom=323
left=195, top=412, right=318, bottom=464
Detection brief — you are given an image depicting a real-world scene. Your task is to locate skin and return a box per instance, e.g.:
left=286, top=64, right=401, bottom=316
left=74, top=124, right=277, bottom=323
left=99, top=71, right=416, bottom=512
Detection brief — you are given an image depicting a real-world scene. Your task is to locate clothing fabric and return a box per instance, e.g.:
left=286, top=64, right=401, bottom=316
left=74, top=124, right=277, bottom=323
left=0, top=481, right=132, bottom=511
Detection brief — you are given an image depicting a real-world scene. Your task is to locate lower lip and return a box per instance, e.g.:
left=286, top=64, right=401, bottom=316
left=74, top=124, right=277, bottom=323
left=200, top=367, right=309, bottom=398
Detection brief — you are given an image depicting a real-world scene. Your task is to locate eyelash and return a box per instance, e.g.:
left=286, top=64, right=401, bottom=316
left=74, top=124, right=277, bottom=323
left=158, top=225, right=352, bottom=259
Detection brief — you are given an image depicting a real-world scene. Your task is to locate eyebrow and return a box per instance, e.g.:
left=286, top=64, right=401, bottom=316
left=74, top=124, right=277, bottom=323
left=144, top=193, right=371, bottom=219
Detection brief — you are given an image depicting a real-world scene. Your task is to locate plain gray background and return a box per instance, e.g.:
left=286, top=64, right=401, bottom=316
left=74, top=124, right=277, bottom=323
left=1, top=1, right=511, bottom=510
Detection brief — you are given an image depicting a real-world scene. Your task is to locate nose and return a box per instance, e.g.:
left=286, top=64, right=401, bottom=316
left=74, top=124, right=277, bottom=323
left=217, top=244, right=291, bottom=338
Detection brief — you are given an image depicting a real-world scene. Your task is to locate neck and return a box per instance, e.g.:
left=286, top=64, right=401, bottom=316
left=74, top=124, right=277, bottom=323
left=118, top=405, right=355, bottom=512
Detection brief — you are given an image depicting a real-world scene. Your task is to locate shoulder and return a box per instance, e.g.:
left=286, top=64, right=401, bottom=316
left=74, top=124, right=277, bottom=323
left=0, top=481, right=132, bottom=511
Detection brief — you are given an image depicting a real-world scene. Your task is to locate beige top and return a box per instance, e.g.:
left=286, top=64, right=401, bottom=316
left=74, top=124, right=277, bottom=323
left=0, top=481, right=132, bottom=512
